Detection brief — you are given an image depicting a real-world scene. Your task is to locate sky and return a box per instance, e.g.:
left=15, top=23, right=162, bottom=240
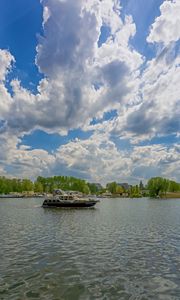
left=0, top=0, right=179, bottom=184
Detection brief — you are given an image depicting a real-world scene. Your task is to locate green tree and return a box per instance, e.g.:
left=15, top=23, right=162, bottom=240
left=34, top=181, right=43, bottom=193
left=87, top=183, right=98, bottom=194
left=168, top=180, right=180, bottom=192
left=21, top=179, right=34, bottom=192
left=147, top=177, right=177, bottom=197
left=130, top=185, right=141, bottom=198
left=35, top=175, right=90, bottom=194
left=139, top=180, right=144, bottom=190
left=116, top=185, right=124, bottom=194
left=106, top=182, right=117, bottom=194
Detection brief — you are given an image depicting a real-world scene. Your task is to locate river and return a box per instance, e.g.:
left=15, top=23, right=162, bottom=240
left=0, top=197, right=180, bottom=300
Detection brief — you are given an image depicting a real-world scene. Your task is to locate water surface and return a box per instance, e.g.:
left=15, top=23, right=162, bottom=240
left=0, top=197, right=180, bottom=299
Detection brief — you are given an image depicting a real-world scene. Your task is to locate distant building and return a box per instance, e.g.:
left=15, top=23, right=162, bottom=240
left=101, top=192, right=112, bottom=197
left=67, top=191, right=83, bottom=197
left=117, top=183, right=130, bottom=191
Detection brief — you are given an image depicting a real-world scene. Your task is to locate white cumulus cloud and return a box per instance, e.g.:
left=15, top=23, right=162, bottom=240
left=0, top=0, right=179, bottom=183
left=147, top=0, right=180, bottom=45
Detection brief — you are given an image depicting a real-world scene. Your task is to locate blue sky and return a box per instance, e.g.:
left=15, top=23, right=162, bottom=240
left=0, top=0, right=179, bottom=184
left=0, top=0, right=43, bottom=89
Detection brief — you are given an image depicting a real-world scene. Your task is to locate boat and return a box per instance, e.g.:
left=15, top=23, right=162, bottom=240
left=42, top=189, right=99, bottom=208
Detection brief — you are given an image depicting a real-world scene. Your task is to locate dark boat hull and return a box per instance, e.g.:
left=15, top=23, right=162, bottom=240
left=42, top=200, right=98, bottom=208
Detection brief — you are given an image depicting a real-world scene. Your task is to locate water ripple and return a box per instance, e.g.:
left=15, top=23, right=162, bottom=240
left=0, top=197, right=180, bottom=299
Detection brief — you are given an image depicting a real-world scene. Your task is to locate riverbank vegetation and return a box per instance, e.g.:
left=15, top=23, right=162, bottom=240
left=0, top=177, right=34, bottom=195
left=105, top=181, right=142, bottom=197
left=0, top=176, right=91, bottom=195
left=0, top=175, right=180, bottom=198
left=147, top=177, right=180, bottom=198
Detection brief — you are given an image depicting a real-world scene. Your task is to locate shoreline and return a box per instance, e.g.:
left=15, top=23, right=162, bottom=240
left=1, top=195, right=180, bottom=200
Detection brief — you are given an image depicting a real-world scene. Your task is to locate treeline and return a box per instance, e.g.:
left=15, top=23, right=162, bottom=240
left=105, top=178, right=180, bottom=198
left=0, top=176, right=99, bottom=195
left=105, top=182, right=142, bottom=197
left=0, top=177, right=34, bottom=194
left=36, top=176, right=91, bottom=194
left=147, top=177, right=180, bottom=197
left=0, top=175, right=179, bottom=197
